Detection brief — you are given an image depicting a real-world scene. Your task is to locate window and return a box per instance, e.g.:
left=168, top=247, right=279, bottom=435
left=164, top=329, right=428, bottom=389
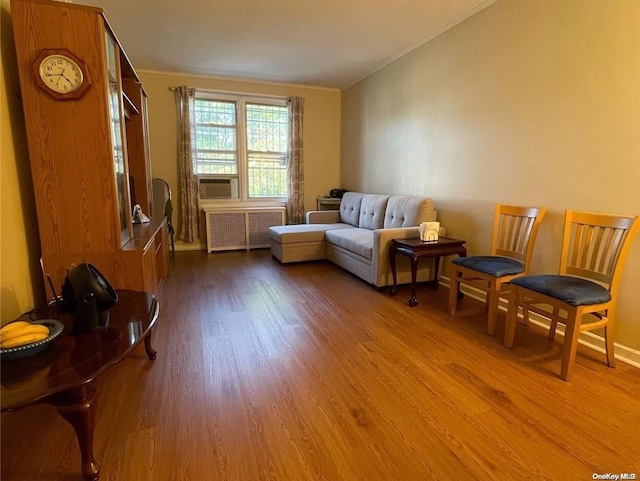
left=193, top=100, right=237, bottom=175
left=193, top=93, right=288, bottom=200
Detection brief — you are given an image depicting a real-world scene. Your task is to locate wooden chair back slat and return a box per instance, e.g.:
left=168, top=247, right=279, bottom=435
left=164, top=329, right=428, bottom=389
left=590, top=226, right=607, bottom=272
left=595, top=227, right=620, bottom=275
left=561, top=210, right=639, bottom=293
left=492, top=205, right=546, bottom=267
left=497, top=214, right=508, bottom=254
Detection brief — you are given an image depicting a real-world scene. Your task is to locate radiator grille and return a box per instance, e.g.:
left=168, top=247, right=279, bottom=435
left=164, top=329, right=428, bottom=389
left=208, top=212, right=246, bottom=250
left=205, top=208, right=285, bottom=252
left=249, top=211, right=284, bottom=247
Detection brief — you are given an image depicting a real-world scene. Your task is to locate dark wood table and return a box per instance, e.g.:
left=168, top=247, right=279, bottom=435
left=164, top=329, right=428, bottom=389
left=389, top=237, right=467, bottom=306
left=1, top=290, right=159, bottom=481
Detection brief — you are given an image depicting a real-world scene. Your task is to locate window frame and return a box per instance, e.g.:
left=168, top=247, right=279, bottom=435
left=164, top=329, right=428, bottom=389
left=194, top=90, right=288, bottom=203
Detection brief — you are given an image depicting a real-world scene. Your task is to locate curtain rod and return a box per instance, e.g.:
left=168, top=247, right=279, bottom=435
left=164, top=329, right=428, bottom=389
left=168, top=86, right=290, bottom=100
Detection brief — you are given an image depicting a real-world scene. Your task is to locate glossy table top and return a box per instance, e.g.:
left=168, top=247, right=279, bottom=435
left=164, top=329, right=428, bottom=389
left=1, top=290, right=158, bottom=411
left=391, top=237, right=466, bottom=249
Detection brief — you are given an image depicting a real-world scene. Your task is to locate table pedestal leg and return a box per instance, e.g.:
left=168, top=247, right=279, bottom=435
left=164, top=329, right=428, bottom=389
left=53, top=386, right=101, bottom=481
left=388, top=244, right=398, bottom=296
left=408, top=254, right=418, bottom=307
left=456, top=248, right=467, bottom=299
left=144, top=331, right=157, bottom=360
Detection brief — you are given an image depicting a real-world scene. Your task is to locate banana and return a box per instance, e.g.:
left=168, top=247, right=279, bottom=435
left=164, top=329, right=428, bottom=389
left=1, top=331, right=49, bottom=348
left=0, top=321, right=52, bottom=348
left=0, top=324, right=50, bottom=344
left=0, top=321, right=31, bottom=337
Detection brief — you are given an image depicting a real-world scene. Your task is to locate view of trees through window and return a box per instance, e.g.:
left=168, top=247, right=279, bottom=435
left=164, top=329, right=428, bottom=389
left=246, top=104, right=288, bottom=198
left=193, top=96, right=288, bottom=198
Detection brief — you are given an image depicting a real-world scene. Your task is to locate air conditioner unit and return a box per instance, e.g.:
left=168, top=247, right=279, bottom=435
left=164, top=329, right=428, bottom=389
left=198, top=176, right=239, bottom=199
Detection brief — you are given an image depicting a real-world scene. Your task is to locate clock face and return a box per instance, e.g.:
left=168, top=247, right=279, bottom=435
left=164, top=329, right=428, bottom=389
left=38, top=54, right=84, bottom=94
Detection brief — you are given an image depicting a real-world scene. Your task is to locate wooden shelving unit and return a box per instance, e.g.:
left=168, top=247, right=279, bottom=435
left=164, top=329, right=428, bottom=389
left=11, top=0, right=167, bottom=295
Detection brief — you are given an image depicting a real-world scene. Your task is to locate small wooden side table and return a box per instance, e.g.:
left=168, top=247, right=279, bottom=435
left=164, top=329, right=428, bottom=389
left=389, top=237, right=467, bottom=307
left=316, top=197, right=342, bottom=211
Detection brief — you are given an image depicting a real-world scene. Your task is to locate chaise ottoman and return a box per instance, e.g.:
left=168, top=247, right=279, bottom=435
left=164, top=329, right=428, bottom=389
left=269, top=223, right=351, bottom=263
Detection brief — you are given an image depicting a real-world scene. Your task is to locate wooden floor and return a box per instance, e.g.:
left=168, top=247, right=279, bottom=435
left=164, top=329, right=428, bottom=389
left=2, top=250, right=640, bottom=480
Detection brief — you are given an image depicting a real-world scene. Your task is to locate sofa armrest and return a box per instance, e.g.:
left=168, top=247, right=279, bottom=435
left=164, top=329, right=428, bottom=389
left=374, top=226, right=420, bottom=246
left=372, top=227, right=420, bottom=286
left=306, top=210, right=341, bottom=224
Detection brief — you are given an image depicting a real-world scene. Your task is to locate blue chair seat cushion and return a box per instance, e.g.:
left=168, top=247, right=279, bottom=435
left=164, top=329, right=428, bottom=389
left=510, top=275, right=612, bottom=306
left=452, top=256, right=525, bottom=277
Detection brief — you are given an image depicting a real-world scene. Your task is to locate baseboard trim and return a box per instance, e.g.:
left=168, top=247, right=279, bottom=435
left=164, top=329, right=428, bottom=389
left=175, top=242, right=207, bottom=252
left=440, top=276, right=640, bottom=369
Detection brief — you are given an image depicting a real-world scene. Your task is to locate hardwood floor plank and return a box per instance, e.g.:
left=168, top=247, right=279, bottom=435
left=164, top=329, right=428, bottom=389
left=2, top=250, right=639, bottom=480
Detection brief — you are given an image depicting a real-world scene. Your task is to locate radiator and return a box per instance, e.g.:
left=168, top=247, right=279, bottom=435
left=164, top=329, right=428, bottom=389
left=204, top=207, right=286, bottom=252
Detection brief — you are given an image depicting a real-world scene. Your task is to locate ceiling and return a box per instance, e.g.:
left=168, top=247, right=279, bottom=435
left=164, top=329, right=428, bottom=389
left=78, top=0, right=497, bottom=90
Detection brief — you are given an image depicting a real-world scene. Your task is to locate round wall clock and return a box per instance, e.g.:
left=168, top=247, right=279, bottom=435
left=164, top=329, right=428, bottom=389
left=32, top=49, right=92, bottom=100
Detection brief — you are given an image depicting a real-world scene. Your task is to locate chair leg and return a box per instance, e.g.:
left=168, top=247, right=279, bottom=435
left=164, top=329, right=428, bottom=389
left=448, top=268, right=460, bottom=316
left=547, top=307, right=560, bottom=340
left=503, top=287, right=519, bottom=348
left=486, top=281, right=500, bottom=336
left=559, top=308, right=582, bottom=381
left=604, top=324, right=616, bottom=368
left=604, top=309, right=616, bottom=368
left=168, top=224, right=175, bottom=253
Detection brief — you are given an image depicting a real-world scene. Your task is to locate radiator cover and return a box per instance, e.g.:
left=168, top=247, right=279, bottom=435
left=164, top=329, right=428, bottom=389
left=204, top=207, right=286, bottom=252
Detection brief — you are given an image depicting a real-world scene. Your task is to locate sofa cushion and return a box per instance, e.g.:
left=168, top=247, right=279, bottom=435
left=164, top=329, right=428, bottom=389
left=384, top=196, right=435, bottom=228
left=339, top=192, right=364, bottom=226
left=359, top=194, right=390, bottom=230
left=269, top=223, right=352, bottom=243
left=325, top=228, right=374, bottom=260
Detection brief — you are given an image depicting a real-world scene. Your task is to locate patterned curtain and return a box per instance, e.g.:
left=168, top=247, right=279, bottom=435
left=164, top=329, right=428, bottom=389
left=174, top=86, right=199, bottom=242
left=286, top=97, right=305, bottom=224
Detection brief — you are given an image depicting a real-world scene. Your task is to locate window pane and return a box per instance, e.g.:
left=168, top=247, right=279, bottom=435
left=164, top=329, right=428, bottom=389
left=247, top=152, right=286, bottom=198
left=195, top=126, right=236, bottom=151
left=194, top=98, right=238, bottom=176
left=194, top=100, right=236, bottom=126
left=246, top=103, right=287, bottom=198
left=246, top=104, right=288, bottom=153
left=194, top=152, right=237, bottom=175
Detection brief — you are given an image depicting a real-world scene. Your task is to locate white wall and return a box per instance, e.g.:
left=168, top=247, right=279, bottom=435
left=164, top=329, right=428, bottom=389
left=341, top=0, right=640, bottom=349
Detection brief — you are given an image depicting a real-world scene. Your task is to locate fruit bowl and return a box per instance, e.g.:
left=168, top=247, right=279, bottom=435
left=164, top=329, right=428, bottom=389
left=0, top=320, right=64, bottom=361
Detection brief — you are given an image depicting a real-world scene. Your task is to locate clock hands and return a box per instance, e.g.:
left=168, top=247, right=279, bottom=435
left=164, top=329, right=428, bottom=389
left=44, top=68, right=76, bottom=88
left=60, top=72, right=74, bottom=85
left=44, top=72, right=64, bottom=89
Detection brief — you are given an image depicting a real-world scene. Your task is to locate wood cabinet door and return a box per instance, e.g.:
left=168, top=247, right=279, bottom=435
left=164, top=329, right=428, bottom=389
left=141, top=245, right=158, bottom=294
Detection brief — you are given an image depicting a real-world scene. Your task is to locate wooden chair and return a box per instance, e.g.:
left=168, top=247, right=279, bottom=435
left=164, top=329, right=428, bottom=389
left=504, top=210, right=640, bottom=381
left=448, top=204, right=547, bottom=335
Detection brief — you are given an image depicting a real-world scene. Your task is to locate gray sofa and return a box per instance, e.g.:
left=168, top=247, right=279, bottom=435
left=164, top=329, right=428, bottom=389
left=269, top=192, right=442, bottom=287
